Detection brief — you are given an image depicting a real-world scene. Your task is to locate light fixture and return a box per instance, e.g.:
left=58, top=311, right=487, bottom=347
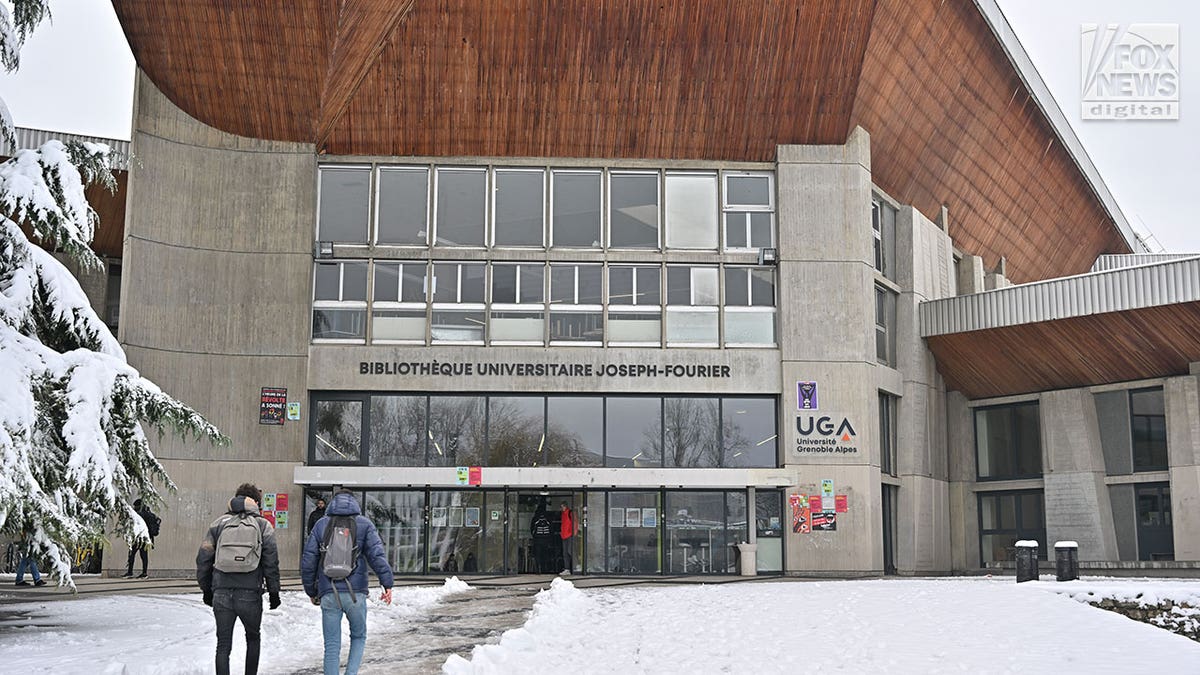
left=315, top=240, right=334, bottom=258
left=758, top=247, right=779, bottom=266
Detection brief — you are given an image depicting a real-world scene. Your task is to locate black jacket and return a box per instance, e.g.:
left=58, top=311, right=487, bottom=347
left=196, top=496, right=281, bottom=595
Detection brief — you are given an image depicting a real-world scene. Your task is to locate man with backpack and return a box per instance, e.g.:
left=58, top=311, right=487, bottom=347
left=301, top=489, right=394, bottom=675
left=123, top=498, right=161, bottom=578
left=196, top=483, right=281, bottom=675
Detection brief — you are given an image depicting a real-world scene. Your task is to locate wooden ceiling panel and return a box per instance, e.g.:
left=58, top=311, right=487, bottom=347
left=926, top=303, right=1200, bottom=399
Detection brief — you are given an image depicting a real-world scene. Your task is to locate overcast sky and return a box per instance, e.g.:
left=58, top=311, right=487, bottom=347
left=0, top=0, right=1195, bottom=252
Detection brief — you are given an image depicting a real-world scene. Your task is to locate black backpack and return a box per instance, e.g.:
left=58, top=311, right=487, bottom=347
left=145, top=510, right=161, bottom=538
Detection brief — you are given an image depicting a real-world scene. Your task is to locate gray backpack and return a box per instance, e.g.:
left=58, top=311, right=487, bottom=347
left=320, top=516, right=359, bottom=581
left=214, top=514, right=262, bottom=574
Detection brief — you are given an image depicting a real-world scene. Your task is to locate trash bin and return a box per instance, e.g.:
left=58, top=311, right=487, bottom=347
left=736, top=542, right=758, bottom=577
left=1054, top=541, right=1079, bottom=582
left=1015, top=540, right=1038, bottom=583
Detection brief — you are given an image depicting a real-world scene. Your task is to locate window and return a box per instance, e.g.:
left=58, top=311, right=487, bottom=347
left=663, top=398, right=721, bottom=467
left=723, top=172, right=773, bottom=250
left=665, top=172, right=718, bottom=249
left=435, top=168, right=486, bottom=246
left=1135, top=483, right=1174, bottom=561
left=369, top=395, right=426, bottom=465
left=545, top=397, right=604, bottom=466
left=755, top=489, right=784, bottom=573
left=549, top=264, right=603, bottom=344
left=318, top=166, right=370, bottom=243
left=975, top=402, right=1042, bottom=480
left=312, top=398, right=363, bottom=463
left=607, top=265, right=661, bottom=346
left=493, top=169, right=545, bottom=247
left=427, top=396, right=486, bottom=466
left=312, top=261, right=368, bottom=341
left=372, top=261, right=427, bottom=343
left=551, top=170, right=601, bottom=247
left=605, top=397, right=663, bottom=467
left=1131, top=388, right=1168, bottom=471
left=872, top=195, right=897, bottom=280
left=722, top=398, right=777, bottom=467
left=430, top=262, right=485, bottom=342
left=610, top=172, right=660, bottom=248
left=879, top=392, right=897, bottom=476
left=376, top=167, right=428, bottom=245
left=490, top=263, right=545, bottom=344
left=487, top=397, right=545, bottom=465
left=104, top=261, right=121, bottom=330
left=875, top=285, right=897, bottom=366
left=978, top=490, right=1046, bottom=565
left=723, top=267, right=775, bottom=346
left=666, top=266, right=719, bottom=346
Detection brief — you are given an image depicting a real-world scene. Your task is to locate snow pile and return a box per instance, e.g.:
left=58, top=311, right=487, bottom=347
left=1027, top=577, right=1200, bottom=608
left=442, top=578, right=1199, bottom=673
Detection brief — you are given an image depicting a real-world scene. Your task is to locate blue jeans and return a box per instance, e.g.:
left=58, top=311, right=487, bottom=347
left=15, top=555, right=40, bottom=583
left=321, top=590, right=368, bottom=675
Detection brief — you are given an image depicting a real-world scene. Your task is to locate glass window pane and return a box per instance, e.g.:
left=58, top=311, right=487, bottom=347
left=726, top=174, right=771, bottom=207
left=999, top=495, right=1016, bottom=529
left=725, top=311, right=775, bottom=345
left=749, top=212, right=773, bottom=248
left=756, top=490, right=782, bottom=537
left=608, top=492, right=661, bottom=573
left=314, top=263, right=340, bottom=301
left=665, top=492, right=727, bottom=573
left=1013, top=404, right=1043, bottom=476
left=373, top=263, right=399, bottom=303
left=663, top=398, right=720, bottom=467
left=1020, top=493, right=1043, bottom=531
left=488, top=397, right=545, bottom=466
left=665, top=173, right=718, bottom=249
left=551, top=266, right=575, bottom=304
left=318, top=167, right=369, bottom=243
left=666, top=267, right=691, bottom=305
left=495, top=170, right=544, bottom=247
left=519, top=264, right=544, bottom=304
left=577, top=266, right=602, bottom=305
left=725, top=213, right=748, bottom=248
left=492, top=265, right=517, bottom=304
left=490, top=310, right=544, bottom=343
left=428, top=396, right=485, bottom=465
left=636, top=267, right=660, bottom=305
left=428, top=491, right=485, bottom=573
left=666, top=309, right=718, bottom=344
left=552, top=172, right=601, bottom=247
left=364, top=491, right=426, bottom=573
left=1131, top=389, right=1165, bottom=415
left=435, top=169, right=486, bottom=246
left=546, top=397, right=604, bottom=466
left=722, top=398, right=776, bottom=468
left=377, top=168, right=428, bottom=245
left=431, top=310, right=485, bottom=342
left=372, top=309, right=426, bottom=341
left=609, top=311, right=661, bottom=343
left=402, top=264, right=427, bottom=303
left=342, top=262, right=368, bottom=301
left=313, top=308, right=365, bottom=340
left=609, top=266, right=634, bottom=305
left=725, top=268, right=749, bottom=306
left=432, top=263, right=458, bottom=303
left=606, top=397, right=662, bottom=467
left=461, top=264, right=486, bottom=304
left=750, top=270, right=775, bottom=306
left=610, top=173, right=659, bottom=248
left=693, top=268, right=719, bottom=305
left=313, top=399, right=362, bottom=462
left=549, top=310, right=603, bottom=342
left=369, top=396, right=426, bottom=466
left=720, top=492, right=747, bottom=572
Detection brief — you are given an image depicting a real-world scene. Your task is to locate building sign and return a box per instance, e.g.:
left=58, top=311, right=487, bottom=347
left=797, top=381, right=818, bottom=410
left=794, top=415, right=858, bottom=454
left=259, top=387, right=287, bottom=425
left=1082, top=23, right=1179, bottom=120
left=359, top=360, right=732, bottom=379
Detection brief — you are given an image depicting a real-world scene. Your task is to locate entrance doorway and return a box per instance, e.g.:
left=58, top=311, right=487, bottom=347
left=506, top=491, right=582, bottom=573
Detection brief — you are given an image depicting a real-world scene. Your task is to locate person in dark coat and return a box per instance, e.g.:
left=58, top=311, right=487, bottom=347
left=307, top=497, right=327, bottom=536
left=196, top=484, right=282, bottom=675
left=123, top=498, right=160, bottom=578
left=301, top=489, right=394, bottom=675
left=530, top=504, right=554, bottom=573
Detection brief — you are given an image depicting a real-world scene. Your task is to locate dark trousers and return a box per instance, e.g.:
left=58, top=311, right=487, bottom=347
left=213, top=588, right=263, bottom=675
left=125, top=541, right=149, bottom=574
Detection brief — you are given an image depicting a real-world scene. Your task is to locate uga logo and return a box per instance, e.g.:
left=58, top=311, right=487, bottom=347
left=796, top=416, right=857, bottom=441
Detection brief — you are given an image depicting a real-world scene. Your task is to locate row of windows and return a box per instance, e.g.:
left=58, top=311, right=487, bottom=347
left=318, top=165, right=776, bottom=251
left=311, top=393, right=778, bottom=469
left=313, top=261, right=776, bottom=346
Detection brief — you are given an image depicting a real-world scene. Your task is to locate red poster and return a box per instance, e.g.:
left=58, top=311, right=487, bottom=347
left=275, top=493, right=288, bottom=511
left=835, top=495, right=847, bottom=513
left=790, top=494, right=810, bottom=533
left=469, top=466, right=481, bottom=485
left=262, top=510, right=276, bottom=527
left=809, top=495, right=822, bottom=513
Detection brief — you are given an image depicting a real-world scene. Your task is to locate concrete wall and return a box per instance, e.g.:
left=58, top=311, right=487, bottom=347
left=1165, top=375, right=1200, bottom=560
left=109, top=71, right=316, bottom=573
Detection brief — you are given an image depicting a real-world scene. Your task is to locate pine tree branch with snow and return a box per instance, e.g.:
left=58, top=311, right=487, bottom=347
left=0, top=0, right=227, bottom=589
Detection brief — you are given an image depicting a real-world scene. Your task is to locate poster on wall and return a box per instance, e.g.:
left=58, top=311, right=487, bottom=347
left=259, top=387, right=286, bottom=425
left=610, top=508, right=624, bottom=526
left=263, top=493, right=276, bottom=511
left=625, top=508, right=641, bottom=528
left=641, top=508, right=657, bottom=528
left=812, top=512, right=837, bottom=531
left=455, top=467, right=469, bottom=485
left=262, top=510, right=276, bottom=527
left=431, top=507, right=447, bottom=527
left=821, top=479, right=835, bottom=502
left=449, top=507, right=464, bottom=528
left=275, top=511, right=288, bottom=529
left=797, top=381, right=819, bottom=410
left=286, top=402, right=301, bottom=421
left=808, top=495, right=822, bottom=513
left=835, top=495, right=848, bottom=513
left=276, top=493, right=288, bottom=511
left=469, top=466, right=482, bottom=485
left=465, top=507, right=481, bottom=528
left=789, top=494, right=811, bottom=534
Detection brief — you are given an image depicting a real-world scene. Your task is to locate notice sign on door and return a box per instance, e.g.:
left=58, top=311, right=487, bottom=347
left=259, top=387, right=287, bottom=425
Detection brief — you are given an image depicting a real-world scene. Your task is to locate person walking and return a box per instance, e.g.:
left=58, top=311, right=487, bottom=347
left=301, top=489, right=394, bottom=675
left=530, top=502, right=554, bottom=573
left=196, top=484, right=282, bottom=675
left=123, top=498, right=161, bottom=578
left=559, top=502, right=576, bottom=575
left=307, top=497, right=327, bottom=536
left=14, top=532, right=46, bottom=587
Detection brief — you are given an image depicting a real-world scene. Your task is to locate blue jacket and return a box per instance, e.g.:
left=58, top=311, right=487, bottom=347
left=301, top=492, right=394, bottom=598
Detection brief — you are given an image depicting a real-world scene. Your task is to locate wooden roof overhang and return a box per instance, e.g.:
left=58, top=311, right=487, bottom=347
left=112, top=0, right=1132, bottom=282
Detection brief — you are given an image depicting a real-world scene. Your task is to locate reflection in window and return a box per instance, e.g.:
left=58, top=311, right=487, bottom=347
left=377, top=167, right=428, bottom=245
left=978, top=490, right=1045, bottom=565
left=494, top=169, right=545, bottom=247
left=545, top=397, right=604, bottom=466
left=610, top=172, right=659, bottom=248
left=664, top=172, right=718, bottom=249
left=606, top=397, right=662, bottom=467
left=879, top=392, right=898, bottom=476
left=975, top=403, right=1042, bottom=479
left=364, top=491, right=426, bottom=573
left=665, top=492, right=727, bottom=573
left=488, top=397, right=546, bottom=465
left=755, top=489, right=784, bottom=572
left=369, top=396, right=426, bottom=466
left=435, top=168, right=486, bottom=246
left=722, top=398, right=777, bottom=467
left=427, top=396, right=486, bottom=466
left=552, top=170, right=601, bottom=247
left=662, top=398, right=721, bottom=467
left=608, top=492, right=661, bottom=573
left=313, top=399, right=362, bottom=463
left=1131, top=388, right=1168, bottom=471
left=318, top=166, right=370, bottom=243
left=428, top=491, right=485, bottom=573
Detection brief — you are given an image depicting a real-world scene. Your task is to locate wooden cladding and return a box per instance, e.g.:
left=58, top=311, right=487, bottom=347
left=113, top=0, right=1130, bottom=280
left=926, top=302, right=1200, bottom=399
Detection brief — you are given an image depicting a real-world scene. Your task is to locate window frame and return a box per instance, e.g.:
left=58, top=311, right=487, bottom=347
left=607, top=264, right=663, bottom=347
left=722, top=266, right=776, bottom=347
left=977, top=489, right=1046, bottom=566
left=879, top=392, right=898, bottom=477
left=664, top=170, right=719, bottom=251
left=871, top=194, right=897, bottom=281
left=370, top=260, right=429, bottom=345
left=374, top=165, right=431, bottom=247
left=665, top=265, right=720, bottom=348
left=316, top=164, right=372, bottom=244
left=433, top=166, right=488, bottom=248
left=429, top=261, right=487, bottom=345
left=548, top=263, right=604, bottom=346
left=874, top=284, right=897, bottom=366
left=973, top=401, right=1043, bottom=481
left=722, top=171, right=776, bottom=252
left=312, top=260, right=369, bottom=343
left=550, top=168, right=604, bottom=249
left=491, top=167, right=547, bottom=249
left=608, top=170, right=662, bottom=250
left=489, top=262, right=547, bottom=346
left=1130, top=387, right=1168, bottom=472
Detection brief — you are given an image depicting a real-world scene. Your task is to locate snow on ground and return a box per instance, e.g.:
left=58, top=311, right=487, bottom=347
left=445, top=577, right=1200, bottom=674
left=0, top=578, right=469, bottom=674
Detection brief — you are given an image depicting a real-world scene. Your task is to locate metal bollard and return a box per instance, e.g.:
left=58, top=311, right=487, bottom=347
left=1015, top=540, right=1039, bottom=582
left=1055, top=541, right=1079, bottom=582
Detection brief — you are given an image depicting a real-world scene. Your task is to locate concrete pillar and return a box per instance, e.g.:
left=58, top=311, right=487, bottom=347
left=955, top=255, right=985, bottom=295
left=1041, top=389, right=1119, bottom=560
left=946, top=391, right=979, bottom=571
left=1165, top=375, right=1200, bottom=560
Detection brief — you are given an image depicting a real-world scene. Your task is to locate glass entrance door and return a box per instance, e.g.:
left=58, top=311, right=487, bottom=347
left=507, top=491, right=579, bottom=573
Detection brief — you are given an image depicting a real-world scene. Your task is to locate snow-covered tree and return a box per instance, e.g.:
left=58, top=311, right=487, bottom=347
left=0, top=0, right=225, bottom=588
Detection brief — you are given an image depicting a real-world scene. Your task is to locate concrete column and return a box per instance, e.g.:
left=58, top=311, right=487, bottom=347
left=1165, top=375, right=1200, bottom=560
left=946, top=391, right=979, bottom=571
left=1041, top=389, right=1119, bottom=560
left=955, top=255, right=985, bottom=295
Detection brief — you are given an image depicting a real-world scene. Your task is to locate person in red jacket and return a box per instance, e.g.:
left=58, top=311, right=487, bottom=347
left=559, top=502, right=576, bottom=575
